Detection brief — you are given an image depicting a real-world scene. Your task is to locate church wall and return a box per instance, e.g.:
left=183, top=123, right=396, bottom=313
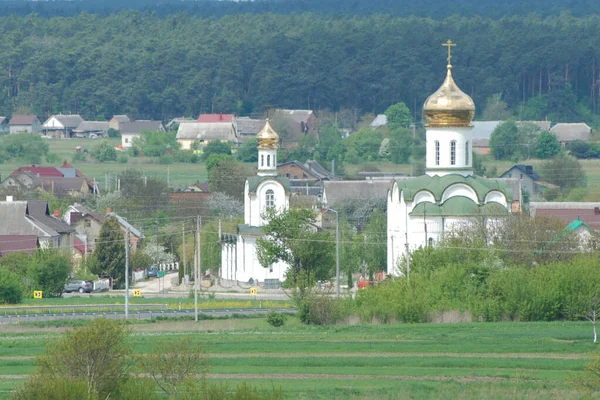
left=426, top=127, right=474, bottom=176
left=249, top=180, right=289, bottom=227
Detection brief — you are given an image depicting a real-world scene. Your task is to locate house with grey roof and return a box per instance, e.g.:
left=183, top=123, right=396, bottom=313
left=176, top=121, right=238, bottom=149
left=42, top=114, right=84, bottom=137
left=370, top=114, right=388, bottom=129
left=470, top=121, right=503, bottom=155
left=550, top=123, right=592, bottom=145
left=64, top=203, right=106, bottom=251
left=9, top=115, right=41, bottom=134
left=166, top=117, right=194, bottom=131
left=74, top=121, right=110, bottom=137
left=109, top=115, right=131, bottom=131
left=500, top=165, right=556, bottom=201
left=0, top=197, right=74, bottom=250
left=271, top=109, right=318, bottom=141
left=107, top=212, right=144, bottom=250
left=322, top=180, right=392, bottom=208
left=237, top=117, right=265, bottom=141
left=518, top=120, right=552, bottom=131
left=120, top=120, right=166, bottom=148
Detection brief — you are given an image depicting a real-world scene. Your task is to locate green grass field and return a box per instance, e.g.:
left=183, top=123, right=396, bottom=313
left=0, top=320, right=595, bottom=399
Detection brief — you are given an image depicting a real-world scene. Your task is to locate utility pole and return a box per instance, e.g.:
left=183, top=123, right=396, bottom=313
left=182, top=222, right=186, bottom=280
left=326, top=208, right=340, bottom=297
left=125, top=227, right=130, bottom=320
left=155, top=215, right=159, bottom=293
left=195, top=215, right=200, bottom=322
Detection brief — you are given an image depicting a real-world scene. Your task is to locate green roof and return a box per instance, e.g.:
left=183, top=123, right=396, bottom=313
left=410, top=196, right=510, bottom=217
left=395, top=174, right=513, bottom=203
left=537, top=219, right=595, bottom=254
left=247, top=176, right=291, bottom=193
left=237, top=224, right=264, bottom=236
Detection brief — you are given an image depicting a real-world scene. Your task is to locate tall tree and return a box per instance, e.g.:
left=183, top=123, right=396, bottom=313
left=384, top=102, right=412, bottom=130
left=92, top=217, right=126, bottom=288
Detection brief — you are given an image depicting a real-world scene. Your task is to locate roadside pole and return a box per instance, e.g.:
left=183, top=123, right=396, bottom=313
left=125, top=227, right=130, bottom=320
left=195, top=215, right=200, bottom=322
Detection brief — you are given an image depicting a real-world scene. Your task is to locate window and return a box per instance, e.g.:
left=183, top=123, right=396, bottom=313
left=267, top=154, right=271, bottom=167
left=465, top=141, right=469, bottom=165
left=520, top=174, right=523, bottom=179
left=435, top=141, right=440, bottom=165
left=428, top=238, right=433, bottom=247
left=450, top=140, right=456, bottom=165
left=266, top=189, right=275, bottom=208
left=125, top=138, right=129, bottom=143
left=261, top=154, right=264, bottom=167
left=285, top=173, right=290, bottom=178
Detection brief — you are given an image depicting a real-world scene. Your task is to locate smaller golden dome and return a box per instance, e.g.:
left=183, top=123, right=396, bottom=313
left=423, top=65, right=475, bottom=128
left=256, top=119, right=279, bottom=149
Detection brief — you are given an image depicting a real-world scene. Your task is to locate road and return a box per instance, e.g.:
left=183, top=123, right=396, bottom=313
left=0, top=308, right=295, bottom=325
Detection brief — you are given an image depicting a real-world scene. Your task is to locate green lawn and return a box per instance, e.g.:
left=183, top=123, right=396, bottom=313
left=0, top=320, right=595, bottom=399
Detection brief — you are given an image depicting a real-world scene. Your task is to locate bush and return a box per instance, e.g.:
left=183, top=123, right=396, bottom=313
left=117, top=153, right=128, bottom=164
left=266, top=310, right=287, bottom=327
left=298, top=293, right=346, bottom=325
left=93, top=140, right=117, bottom=162
left=107, top=128, right=120, bottom=138
left=158, top=155, right=173, bottom=165
left=27, top=251, right=71, bottom=297
left=173, top=150, right=199, bottom=163
left=72, top=151, right=87, bottom=162
left=0, top=273, right=23, bottom=304
left=45, top=152, right=58, bottom=163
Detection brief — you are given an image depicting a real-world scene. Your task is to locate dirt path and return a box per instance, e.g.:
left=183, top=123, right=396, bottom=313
left=0, top=351, right=587, bottom=361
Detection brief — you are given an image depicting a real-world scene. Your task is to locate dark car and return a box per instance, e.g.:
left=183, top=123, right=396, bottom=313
left=146, top=265, right=158, bottom=278
left=64, top=280, right=93, bottom=293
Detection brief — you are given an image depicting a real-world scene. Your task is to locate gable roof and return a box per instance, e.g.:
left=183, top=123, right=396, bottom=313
left=323, top=180, right=391, bottom=207
left=517, top=120, right=552, bottom=131
left=27, top=200, right=75, bottom=234
left=0, top=200, right=56, bottom=237
left=410, top=196, right=509, bottom=217
left=246, top=176, right=292, bottom=193
left=237, top=117, right=265, bottom=136
left=68, top=203, right=105, bottom=223
left=0, top=235, right=38, bottom=256
left=500, top=165, right=540, bottom=181
left=550, top=123, right=592, bottom=142
left=471, top=121, right=503, bottom=139
left=43, top=114, right=84, bottom=129
left=176, top=122, right=237, bottom=142
left=530, top=202, right=600, bottom=230
left=111, top=115, right=130, bottom=123
left=120, top=121, right=164, bottom=134
left=74, top=121, right=110, bottom=132
left=279, top=160, right=334, bottom=181
left=370, top=114, right=388, bottom=128
left=107, top=212, right=144, bottom=239
left=9, top=115, right=38, bottom=125
left=12, top=166, right=63, bottom=178
left=197, top=114, right=235, bottom=123
left=272, top=109, right=315, bottom=124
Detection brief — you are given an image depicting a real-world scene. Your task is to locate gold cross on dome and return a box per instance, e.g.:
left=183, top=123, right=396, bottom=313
left=442, top=39, right=456, bottom=64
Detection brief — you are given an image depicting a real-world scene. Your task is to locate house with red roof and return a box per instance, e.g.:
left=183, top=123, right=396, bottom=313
left=197, top=114, right=235, bottom=123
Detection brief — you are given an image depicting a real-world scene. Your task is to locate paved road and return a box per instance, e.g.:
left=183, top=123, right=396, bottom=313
left=0, top=308, right=295, bottom=325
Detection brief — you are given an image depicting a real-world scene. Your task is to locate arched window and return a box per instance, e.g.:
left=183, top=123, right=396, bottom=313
left=265, top=189, right=275, bottom=208
left=428, top=237, right=433, bottom=247
left=267, top=154, right=271, bottom=167
left=261, top=154, right=264, bottom=167
left=450, top=140, right=456, bottom=165
left=435, top=141, right=440, bottom=165
left=465, top=141, right=470, bottom=165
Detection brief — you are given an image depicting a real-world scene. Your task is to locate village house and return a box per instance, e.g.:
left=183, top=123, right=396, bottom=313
left=278, top=160, right=335, bottom=182
left=0, top=117, right=9, bottom=134
left=108, top=115, right=131, bottom=131
left=107, top=211, right=144, bottom=250
left=73, top=121, right=110, bottom=138
left=530, top=202, right=600, bottom=230
left=42, top=114, right=84, bottom=137
left=9, top=115, right=41, bottom=134
left=0, top=235, right=39, bottom=257
left=236, top=117, right=265, bottom=142
left=550, top=122, right=592, bottom=145
left=271, top=109, right=318, bottom=142
left=176, top=116, right=239, bottom=150
left=120, top=120, right=165, bottom=149
left=0, top=197, right=74, bottom=251
left=499, top=165, right=557, bottom=200
left=64, top=203, right=106, bottom=252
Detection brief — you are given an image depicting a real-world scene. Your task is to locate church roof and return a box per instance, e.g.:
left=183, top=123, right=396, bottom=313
left=410, top=196, right=510, bottom=217
left=237, top=224, right=264, bottom=236
left=247, top=176, right=291, bottom=193
left=395, top=174, right=513, bottom=203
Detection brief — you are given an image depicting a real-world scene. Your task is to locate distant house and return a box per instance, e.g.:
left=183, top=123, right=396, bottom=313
left=236, top=117, right=265, bottom=142
left=0, top=235, right=39, bottom=257
left=550, top=123, right=592, bottom=145
left=109, top=115, right=130, bottom=131
left=500, top=165, right=557, bottom=200
left=197, top=114, right=236, bottom=123
left=322, top=180, right=391, bottom=208
left=120, top=121, right=165, bottom=148
left=73, top=121, right=110, bottom=137
left=9, top=115, right=41, bottom=134
left=64, top=203, right=105, bottom=251
left=271, top=109, right=318, bottom=141
left=369, top=114, right=388, bottom=129
left=518, top=120, right=552, bottom=131
left=166, top=117, right=194, bottom=131
left=42, top=114, right=84, bottom=137
left=471, top=121, right=503, bottom=155
left=0, top=197, right=74, bottom=250
left=1, top=162, right=98, bottom=197
left=0, top=117, right=9, bottom=134
left=176, top=122, right=238, bottom=150
left=279, top=160, right=335, bottom=182
left=107, top=212, right=144, bottom=250
left=530, top=202, right=600, bottom=230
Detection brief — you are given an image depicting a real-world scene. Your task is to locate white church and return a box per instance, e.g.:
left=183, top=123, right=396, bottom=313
left=386, top=43, right=514, bottom=275
left=220, top=120, right=291, bottom=283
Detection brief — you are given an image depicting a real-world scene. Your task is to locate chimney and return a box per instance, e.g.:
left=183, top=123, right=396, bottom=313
left=6, top=196, right=13, bottom=202
left=219, top=113, right=223, bottom=121
left=53, top=209, right=61, bottom=218
left=106, top=207, right=112, bottom=215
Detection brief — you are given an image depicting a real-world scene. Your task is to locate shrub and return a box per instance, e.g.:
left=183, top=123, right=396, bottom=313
left=158, top=155, right=173, bottom=165
left=72, top=152, right=87, bottom=162
left=45, top=152, right=58, bottom=163
left=266, top=310, right=287, bottom=327
left=117, top=153, right=128, bottom=164
left=298, top=293, right=346, bottom=325
left=0, top=273, right=23, bottom=304
left=93, top=140, right=117, bottom=162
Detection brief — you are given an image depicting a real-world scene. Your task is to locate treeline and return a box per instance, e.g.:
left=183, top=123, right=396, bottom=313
left=4, top=13, right=600, bottom=123
left=1, top=0, right=600, bottom=19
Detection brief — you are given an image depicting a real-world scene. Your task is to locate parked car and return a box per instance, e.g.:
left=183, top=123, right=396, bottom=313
left=64, top=280, right=93, bottom=293
left=146, top=265, right=158, bottom=278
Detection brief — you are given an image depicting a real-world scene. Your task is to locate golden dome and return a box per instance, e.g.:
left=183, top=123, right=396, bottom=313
left=256, top=119, right=279, bottom=149
left=423, top=65, right=475, bottom=128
